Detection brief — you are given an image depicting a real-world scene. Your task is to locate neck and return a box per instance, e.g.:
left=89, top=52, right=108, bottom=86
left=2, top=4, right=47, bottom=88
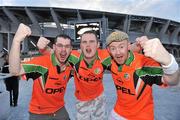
left=84, top=56, right=96, bottom=64
left=55, top=57, right=66, bottom=66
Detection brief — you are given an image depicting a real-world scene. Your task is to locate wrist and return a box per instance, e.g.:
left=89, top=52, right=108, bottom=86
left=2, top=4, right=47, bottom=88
left=161, top=54, right=179, bottom=74
left=39, top=48, right=46, bottom=53
left=13, top=37, right=22, bottom=43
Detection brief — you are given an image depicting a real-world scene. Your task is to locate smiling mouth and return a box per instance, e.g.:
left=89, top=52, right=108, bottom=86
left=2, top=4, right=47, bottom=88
left=117, top=56, right=123, bottom=59
left=60, top=54, right=66, bottom=58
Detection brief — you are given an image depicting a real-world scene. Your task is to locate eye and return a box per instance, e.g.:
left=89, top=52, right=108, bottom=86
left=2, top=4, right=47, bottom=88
left=81, top=41, right=87, bottom=44
left=110, top=47, right=116, bottom=51
left=56, top=44, right=63, bottom=48
left=65, top=45, right=71, bottom=49
left=90, top=40, right=95, bottom=43
left=120, top=46, right=124, bottom=48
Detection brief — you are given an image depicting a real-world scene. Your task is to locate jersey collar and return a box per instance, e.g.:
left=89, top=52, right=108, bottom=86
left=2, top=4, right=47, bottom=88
left=117, top=51, right=134, bottom=72
left=124, top=51, right=134, bottom=66
left=51, top=52, right=59, bottom=66
left=80, top=51, right=99, bottom=68
left=51, top=52, right=70, bottom=72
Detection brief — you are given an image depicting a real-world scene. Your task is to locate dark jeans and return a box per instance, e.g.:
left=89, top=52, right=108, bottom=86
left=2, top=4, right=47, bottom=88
left=29, top=106, right=70, bottom=120
left=9, top=88, right=19, bottom=106
left=5, top=79, right=19, bottom=106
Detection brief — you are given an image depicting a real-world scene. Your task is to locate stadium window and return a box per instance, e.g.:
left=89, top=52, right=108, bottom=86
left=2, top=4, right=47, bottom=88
left=75, top=22, right=100, bottom=41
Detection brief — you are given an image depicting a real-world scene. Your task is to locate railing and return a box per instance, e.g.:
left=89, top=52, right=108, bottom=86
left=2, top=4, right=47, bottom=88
left=0, top=73, right=12, bottom=80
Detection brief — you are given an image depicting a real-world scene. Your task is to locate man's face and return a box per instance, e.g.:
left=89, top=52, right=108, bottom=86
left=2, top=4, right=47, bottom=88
left=80, top=33, right=99, bottom=61
left=107, top=40, right=130, bottom=65
left=53, top=37, right=72, bottom=65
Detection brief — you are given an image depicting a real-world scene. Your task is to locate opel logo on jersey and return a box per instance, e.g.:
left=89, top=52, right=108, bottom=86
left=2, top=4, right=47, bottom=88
left=124, top=73, right=130, bottom=80
left=94, top=68, right=101, bottom=74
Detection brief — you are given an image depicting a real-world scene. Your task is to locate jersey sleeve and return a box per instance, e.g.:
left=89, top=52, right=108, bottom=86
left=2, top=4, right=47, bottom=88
left=98, top=49, right=112, bottom=70
left=21, top=55, right=49, bottom=81
left=135, top=55, right=164, bottom=86
left=68, top=50, right=81, bottom=70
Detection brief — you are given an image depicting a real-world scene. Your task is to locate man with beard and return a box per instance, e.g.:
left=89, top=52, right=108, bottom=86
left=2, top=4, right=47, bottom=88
left=9, top=23, right=72, bottom=120
left=106, top=31, right=180, bottom=120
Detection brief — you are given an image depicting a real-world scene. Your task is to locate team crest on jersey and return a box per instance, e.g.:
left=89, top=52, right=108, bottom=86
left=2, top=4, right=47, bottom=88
left=94, top=68, right=101, bottom=74
left=124, top=73, right=130, bottom=80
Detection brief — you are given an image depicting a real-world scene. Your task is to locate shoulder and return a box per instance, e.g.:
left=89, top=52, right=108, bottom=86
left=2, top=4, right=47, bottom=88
left=68, top=50, right=81, bottom=65
left=98, top=49, right=111, bottom=67
left=22, top=54, right=51, bottom=66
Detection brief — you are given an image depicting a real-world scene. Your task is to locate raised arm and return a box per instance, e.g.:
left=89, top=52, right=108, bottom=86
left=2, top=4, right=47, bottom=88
left=137, top=36, right=179, bottom=85
left=9, top=23, right=31, bottom=75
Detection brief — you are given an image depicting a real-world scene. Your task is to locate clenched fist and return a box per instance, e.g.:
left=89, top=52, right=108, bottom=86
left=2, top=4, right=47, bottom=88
left=37, top=37, right=50, bottom=50
left=13, top=23, right=31, bottom=43
left=137, top=36, right=171, bottom=66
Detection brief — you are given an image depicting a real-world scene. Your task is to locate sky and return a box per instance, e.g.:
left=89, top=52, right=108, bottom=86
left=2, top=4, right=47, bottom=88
left=0, top=0, right=180, bottom=22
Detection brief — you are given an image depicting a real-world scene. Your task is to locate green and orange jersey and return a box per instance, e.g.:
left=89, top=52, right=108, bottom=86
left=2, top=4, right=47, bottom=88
left=21, top=53, right=72, bottom=114
left=110, top=51, right=164, bottom=120
left=68, top=49, right=111, bottom=101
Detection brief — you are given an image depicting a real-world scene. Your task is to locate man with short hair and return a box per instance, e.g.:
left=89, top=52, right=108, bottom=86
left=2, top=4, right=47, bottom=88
left=68, top=31, right=111, bottom=120
left=9, top=23, right=72, bottom=120
left=106, top=30, right=179, bottom=120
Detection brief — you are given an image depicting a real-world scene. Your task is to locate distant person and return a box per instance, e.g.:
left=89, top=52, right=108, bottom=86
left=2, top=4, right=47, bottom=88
left=2, top=54, right=19, bottom=107
left=9, top=23, right=72, bottom=120
left=106, top=31, right=180, bottom=120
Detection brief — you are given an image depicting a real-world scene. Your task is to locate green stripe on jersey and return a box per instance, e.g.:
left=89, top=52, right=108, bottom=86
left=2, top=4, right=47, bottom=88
left=68, top=54, right=79, bottom=65
left=135, top=67, right=163, bottom=77
left=101, top=56, right=111, bottom=68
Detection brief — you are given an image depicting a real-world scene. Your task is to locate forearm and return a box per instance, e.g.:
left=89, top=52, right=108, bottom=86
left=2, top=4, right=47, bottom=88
left=9, top=23, right=31, bottom=75
left=9, top=39, right=22, bottom=75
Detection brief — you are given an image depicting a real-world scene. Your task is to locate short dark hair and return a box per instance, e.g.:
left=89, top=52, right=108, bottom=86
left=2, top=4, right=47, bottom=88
left=80, top=30, right=99, bottom=42
left=54, top=34, right=72, bottom=45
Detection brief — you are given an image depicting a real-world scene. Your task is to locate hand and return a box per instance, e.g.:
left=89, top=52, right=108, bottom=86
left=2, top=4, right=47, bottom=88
left=130, top=39, right=142, bottom=53
left=137, top=36, right=171, bottom=66
left=13, top=23, right=31, bottom=43
left=37, top=37, right=50, bottom=50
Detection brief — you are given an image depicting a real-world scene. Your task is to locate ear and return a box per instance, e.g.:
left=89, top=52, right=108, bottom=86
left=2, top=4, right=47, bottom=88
left=53, top=44, right=56, bottom=51
left=70, top=46, right=72, bottom=51
left=97, top=42, right=100, bottom=48
left=106, top=46, right=110, bottom=52
left=128, top=42, right=131, bottom=50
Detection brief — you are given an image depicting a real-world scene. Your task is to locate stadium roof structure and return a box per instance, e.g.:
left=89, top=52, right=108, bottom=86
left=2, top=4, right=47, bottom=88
left=0, top=6, right=180, bottom=59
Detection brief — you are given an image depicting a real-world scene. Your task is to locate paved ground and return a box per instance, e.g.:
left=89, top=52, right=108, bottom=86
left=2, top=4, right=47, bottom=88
left=0, top=74, right=180, bottom=120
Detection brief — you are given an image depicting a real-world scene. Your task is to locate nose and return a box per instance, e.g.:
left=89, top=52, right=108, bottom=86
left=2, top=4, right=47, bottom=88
left=62, top=46, right=66, bottom=51
left=86, top=41, right=91, bottom=46
left=115, top=48, right=121, bottom=54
